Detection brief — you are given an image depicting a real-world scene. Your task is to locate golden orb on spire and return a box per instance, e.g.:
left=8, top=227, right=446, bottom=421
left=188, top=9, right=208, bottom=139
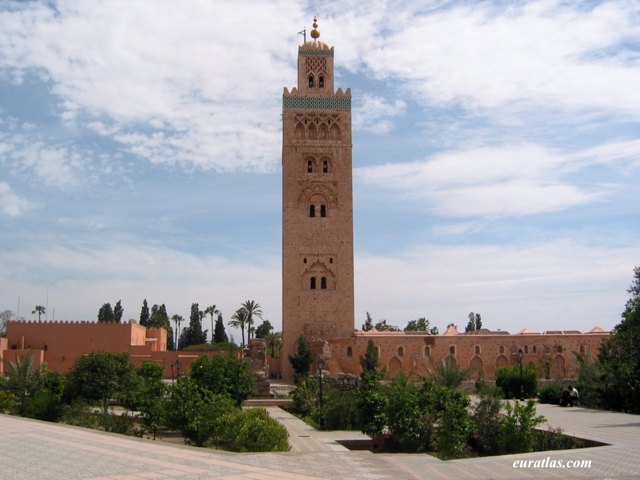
left=310, top=15, right=320, bottom=39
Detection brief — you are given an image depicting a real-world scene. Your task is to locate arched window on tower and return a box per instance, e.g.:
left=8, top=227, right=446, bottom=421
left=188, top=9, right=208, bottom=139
left=319, top=75, right=324, bottom=88
left=310, top=277, right=316, bottom=289
left=308, top=75, right=314, bottom=88
left=320, top=276, right=327, bottom=289
left=320, top=204, right=327, bottom=217
left=323, top=160, right=328, bottom=173
left=309, top=205, right=315, bottom=217
left=307, top=159, right=313, bottom=173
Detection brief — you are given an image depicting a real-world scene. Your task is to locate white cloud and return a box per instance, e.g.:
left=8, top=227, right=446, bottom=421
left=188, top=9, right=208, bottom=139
left=353, top=94, right=406, bottom=134
left=0, top=238, right=282, bottom=334
left=357, top=140, right=640, bottom=217
left=0, top=0, right=303, bottom=172
left=355, top=239, right=640, bottom=332
left=0, top=182, right=33, bottom=216
left=348, top=1, right=640, bottom=117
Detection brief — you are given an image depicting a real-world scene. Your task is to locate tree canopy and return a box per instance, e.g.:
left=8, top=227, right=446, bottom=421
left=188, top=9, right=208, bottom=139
left=288, top=334, right=314, bottom=383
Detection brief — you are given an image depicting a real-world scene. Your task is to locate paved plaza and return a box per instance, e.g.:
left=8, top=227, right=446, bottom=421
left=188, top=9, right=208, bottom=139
left=1, top=402, right=639, bottom=479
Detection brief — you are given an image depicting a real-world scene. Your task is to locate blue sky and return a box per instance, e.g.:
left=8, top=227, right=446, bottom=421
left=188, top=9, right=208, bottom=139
left=1, top=0, right=639, bottom=338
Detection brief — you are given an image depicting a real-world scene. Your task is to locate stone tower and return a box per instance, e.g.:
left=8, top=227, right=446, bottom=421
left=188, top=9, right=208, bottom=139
left=281, top=18, right=354, bottom=380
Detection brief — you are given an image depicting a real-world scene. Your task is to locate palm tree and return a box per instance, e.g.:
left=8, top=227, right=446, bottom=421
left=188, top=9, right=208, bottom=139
left=265, top=331, right=282, bottom=357
left=240, top=300, right=263, bottom=342
left=228, top=308, right=248, bottom=347
left=171, top=314, right=184, bottom=349
left=5, top=352, right=45, bottom=415
left=203, top=305, right=219, bottom=343
left=32, top=305, right=46, bottom=321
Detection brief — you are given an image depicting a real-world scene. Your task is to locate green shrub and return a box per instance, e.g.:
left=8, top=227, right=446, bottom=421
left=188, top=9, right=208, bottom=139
left=61, top=401, right=100, bottom=429
left=434, top=397, right=472, bottom=459
left=290, top=377, right=318, bottom=417
left=101, top=414, right=137, bottom=435
left=322, top=388, right=361, bottom=430
left=219, top=408, right=290, bottom=452
left=190, top=355, right=255, bottom=406
left=471, top=388, right=503, bottom=455
left=538, top=383, right=563, bottom=405
left=0, top=390, right=16, bottom=413
left=498, top=400, right=546, bottom=454
left=535, top=426, right=585, bottom=451
left=496, top=365, right=538, bottom=399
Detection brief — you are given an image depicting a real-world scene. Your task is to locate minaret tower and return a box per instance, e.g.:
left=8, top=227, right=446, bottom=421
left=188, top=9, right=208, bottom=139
left=281, top=17, right=354, bottom=380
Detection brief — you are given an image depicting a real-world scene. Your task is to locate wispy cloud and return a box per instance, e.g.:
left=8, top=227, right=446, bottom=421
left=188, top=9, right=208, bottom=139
left=357, top=140, right=640, bottom=217
left=0, top=182, right=33, bottom=216
left=353, top=94, right=406, bottom=134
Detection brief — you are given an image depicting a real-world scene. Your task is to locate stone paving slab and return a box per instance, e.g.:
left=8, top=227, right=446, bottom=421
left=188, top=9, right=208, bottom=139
left=1, top=402, right=639, bottom=480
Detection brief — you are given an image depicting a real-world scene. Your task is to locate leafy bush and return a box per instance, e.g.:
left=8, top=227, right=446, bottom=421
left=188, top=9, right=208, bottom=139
left=190, top=355, right=255, bottom=406
left=219, top=408, right=290, bottom=452
left=322, top=388, right=361, bottom=430
left=535, top=426, right=586, bottom=451
left=574, top=354, right=604, bottom=409
left=61, top=401, right=100, bottom=429
left=471, top=388, right=503, bottom=455
left=385, top=375, right=432, bottom=452
left=538, top=383, right=563, bottom=405
left=290, top=377, right=319, bottom=417
left=496, top=365, right=538, bottom=399
left=497, top=400, right=546, bottom=454
left=0, top=390, right=16, bottom=413
left=358, top=376, right=388, bottom=437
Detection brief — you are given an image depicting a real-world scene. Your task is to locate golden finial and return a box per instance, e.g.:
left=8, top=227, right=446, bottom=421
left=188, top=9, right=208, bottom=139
left=310, top=15, right=320, bottom=39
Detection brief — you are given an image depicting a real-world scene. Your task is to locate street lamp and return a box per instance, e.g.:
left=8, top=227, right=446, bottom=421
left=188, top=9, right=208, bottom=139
left=517, top=348, right=524, bottom=401
left=317, top=356, right=325, bottom=428
left=175, top=358, right=183, bottom=381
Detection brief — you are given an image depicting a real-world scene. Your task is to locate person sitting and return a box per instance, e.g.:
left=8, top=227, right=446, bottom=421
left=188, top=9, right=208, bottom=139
left=569, top=385, right=579, bottom=406
left=560, top=386, right=571, bottom=407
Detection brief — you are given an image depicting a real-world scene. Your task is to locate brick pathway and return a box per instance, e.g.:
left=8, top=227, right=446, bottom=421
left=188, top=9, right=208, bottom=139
left=1, top=402, right=639, bottom=480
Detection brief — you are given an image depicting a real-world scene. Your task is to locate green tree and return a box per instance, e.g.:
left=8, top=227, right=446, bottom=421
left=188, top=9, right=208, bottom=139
left=97, top=303, right=115, bottom=323
left=430, top=326, right=439, bottom=335
left=66, top=352, right=136, bottom=417
left=32, top=305, right=46, bottom=321
left=204, top=305, right=220, bottom=343
left=213, top=313, right=228, bottom=344
left=113, top=300, right=124, bottom=323
left=597, top=266, right=640, bottom=413
left=265, top=331, right=282, bottom=357
left=359, top=339, right=380, bottom=379
left=497, top=400, right=546, bottom=454
left=4, top=352, right=45, bottom=416
left=228, top=308, right=248, bottom=347
left=140, top=299, right=150, bottom=326
left=133, top=361, right=166, bottom=439
left=190, top=355, right=255, bottom=406
left=240, top=300, right=263, bottom=341
left=426, top=357, right=473, bottom=389
left=149, top=304, right=169, bottom=329
left=465, top=312, right=483, bottom=332
left=255, top=319, right=273, bottom=339
left=288, top=334, right=314, bottom=384
left=362, top=312, right=373, bottom=331
left=164, top=376, right=236, bottom=447
left=405, top=317, right=430, bottom=332
left=219, top=408, right=290, bottom=452
left=179, top=303, right=207, bottom=349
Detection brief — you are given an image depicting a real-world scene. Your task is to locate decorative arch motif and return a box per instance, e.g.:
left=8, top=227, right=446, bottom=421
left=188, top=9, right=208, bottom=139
left=551, top=354, right=566, bottom=379
left=495, top=354, right=509, bottom=369
left=302, top=260, right=336, bottom=290
left=469, top=355, right=484, bottom=379
left=298, top=182, right=338, bottom=208
left=388, top=356, right=402, bottom=376
left=292, top=114, right=342, bottom=141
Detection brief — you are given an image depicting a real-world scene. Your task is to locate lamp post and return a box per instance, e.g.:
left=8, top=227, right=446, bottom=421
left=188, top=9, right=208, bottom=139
left=517, top=348, right=524, bottom=401
left=175, top=358, right=183, bottom=381
left=317, top=356, right=325, bottom=428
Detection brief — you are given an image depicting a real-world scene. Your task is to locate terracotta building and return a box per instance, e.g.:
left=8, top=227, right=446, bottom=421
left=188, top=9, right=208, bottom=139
left=1, top=320, right=228, bottom=379
left=278, top=19, right=610, bottom=382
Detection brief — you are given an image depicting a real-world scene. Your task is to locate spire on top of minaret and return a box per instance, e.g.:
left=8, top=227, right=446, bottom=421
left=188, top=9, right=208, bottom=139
left=310, top=16, right=320, bottom=39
